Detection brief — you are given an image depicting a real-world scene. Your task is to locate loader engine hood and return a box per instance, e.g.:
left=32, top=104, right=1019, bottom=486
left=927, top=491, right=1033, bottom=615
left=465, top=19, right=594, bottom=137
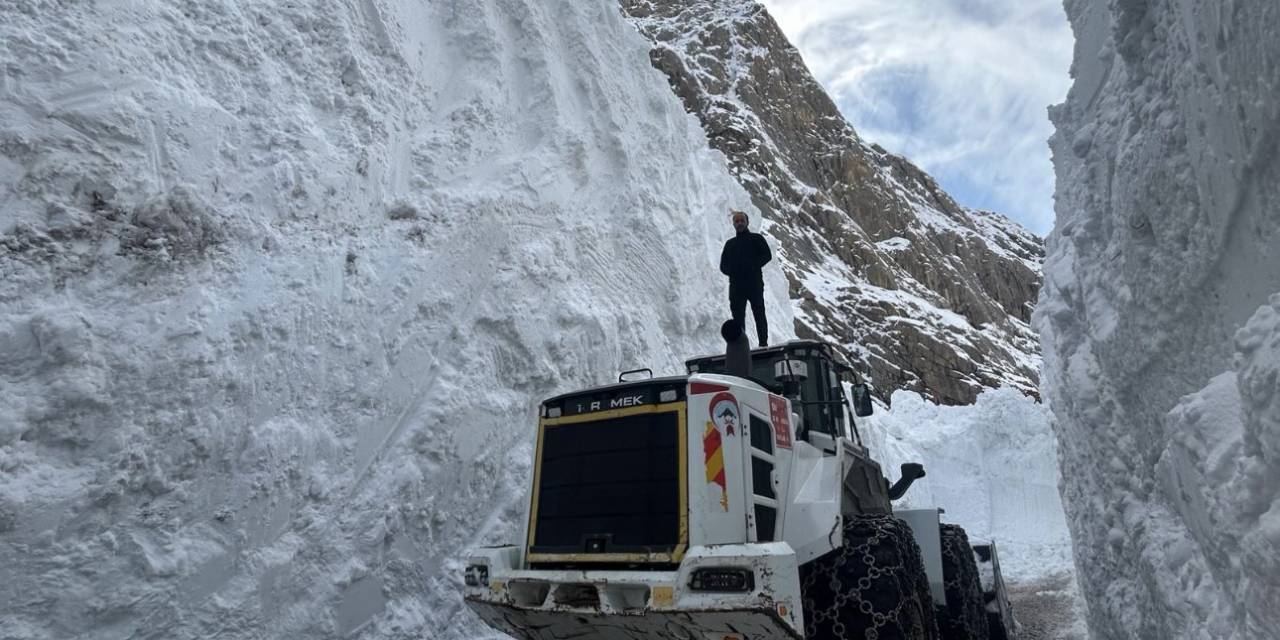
left=531, top=377, right=690, bottom=566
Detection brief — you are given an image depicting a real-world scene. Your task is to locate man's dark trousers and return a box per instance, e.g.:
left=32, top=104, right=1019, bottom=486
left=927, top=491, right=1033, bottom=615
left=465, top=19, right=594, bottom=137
left=729, top=282, right=767, bottom=346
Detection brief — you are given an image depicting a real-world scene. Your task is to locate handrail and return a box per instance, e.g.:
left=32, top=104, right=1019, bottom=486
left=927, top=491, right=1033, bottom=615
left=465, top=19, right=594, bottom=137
left=617, top=368, right=653, bottom=382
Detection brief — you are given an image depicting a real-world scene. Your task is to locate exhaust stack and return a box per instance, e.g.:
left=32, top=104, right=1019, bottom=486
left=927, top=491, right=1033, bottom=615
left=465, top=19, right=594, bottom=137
left=721, top=319, right=751, bottom=379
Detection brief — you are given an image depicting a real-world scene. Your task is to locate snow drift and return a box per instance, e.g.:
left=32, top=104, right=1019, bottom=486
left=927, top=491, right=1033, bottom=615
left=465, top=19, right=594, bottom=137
left=0, top=1, right=790, bottom=637
left=1039, top=0, right=1280, bottom=637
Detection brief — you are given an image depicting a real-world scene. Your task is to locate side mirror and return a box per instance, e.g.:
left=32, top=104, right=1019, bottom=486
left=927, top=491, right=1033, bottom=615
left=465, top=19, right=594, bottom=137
left=887, top=462, right=926, bottom=500
left=852, top=383, right=874, bottom=417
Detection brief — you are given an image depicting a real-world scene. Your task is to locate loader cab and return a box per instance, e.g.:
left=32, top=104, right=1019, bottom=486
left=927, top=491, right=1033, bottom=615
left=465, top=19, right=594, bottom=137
left=689, top=340, right=894, bottom=522
left=685, top=340, right=872, bottom=450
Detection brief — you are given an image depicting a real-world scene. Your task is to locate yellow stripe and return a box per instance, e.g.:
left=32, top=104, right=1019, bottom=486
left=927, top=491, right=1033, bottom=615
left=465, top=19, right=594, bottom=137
left=525, top=413, right=547, bottom=556
left=703, top=421, right=724, bottom=483
left=705, top=449, right=724, bottom=483
left=678, top=408, right=689, bottom=553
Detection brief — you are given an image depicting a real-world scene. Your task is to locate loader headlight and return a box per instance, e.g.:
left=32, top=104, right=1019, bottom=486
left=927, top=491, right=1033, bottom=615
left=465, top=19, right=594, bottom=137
left=689, top=567, right=754, bottom=592
left=464, top=564, right=489, bottom=587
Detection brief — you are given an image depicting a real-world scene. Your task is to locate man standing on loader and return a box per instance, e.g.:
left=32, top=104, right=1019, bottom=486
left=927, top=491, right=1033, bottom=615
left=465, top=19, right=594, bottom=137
left=720, top=210, right=772, bottom=346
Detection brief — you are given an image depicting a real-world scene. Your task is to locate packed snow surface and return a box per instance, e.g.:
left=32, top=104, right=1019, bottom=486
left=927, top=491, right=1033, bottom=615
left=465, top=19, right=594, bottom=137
left=0, top=0, right=791, bottom=637
left=1039, top=0, right=1280, bottom=637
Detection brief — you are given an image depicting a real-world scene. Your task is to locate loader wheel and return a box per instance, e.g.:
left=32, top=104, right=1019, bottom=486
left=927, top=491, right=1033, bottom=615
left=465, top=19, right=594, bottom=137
left=936, top=524, right=991, bottom=640
left=799, top=513, right=939, bottom=640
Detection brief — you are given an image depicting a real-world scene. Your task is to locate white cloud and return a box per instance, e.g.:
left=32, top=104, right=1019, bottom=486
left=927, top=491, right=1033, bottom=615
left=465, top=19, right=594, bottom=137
left=759, top=0, right=1073, bottom=235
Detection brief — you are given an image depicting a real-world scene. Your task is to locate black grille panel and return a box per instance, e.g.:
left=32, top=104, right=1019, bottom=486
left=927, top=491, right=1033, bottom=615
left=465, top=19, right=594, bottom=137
left=531, top=410, right=681, bottom=556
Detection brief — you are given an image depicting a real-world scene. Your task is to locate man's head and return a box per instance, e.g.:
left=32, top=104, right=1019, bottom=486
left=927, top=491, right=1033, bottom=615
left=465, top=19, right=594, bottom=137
left=731, top=210, right=749, bottom=233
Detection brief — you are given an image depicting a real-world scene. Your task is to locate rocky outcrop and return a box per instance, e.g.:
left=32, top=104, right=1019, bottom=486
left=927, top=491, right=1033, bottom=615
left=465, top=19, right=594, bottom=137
left=622, top=0, right=1043, bottom=405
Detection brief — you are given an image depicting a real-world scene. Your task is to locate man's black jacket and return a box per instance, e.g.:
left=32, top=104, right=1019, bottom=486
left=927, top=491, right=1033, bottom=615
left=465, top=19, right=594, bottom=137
left=720, top=230, right=772, bottom=288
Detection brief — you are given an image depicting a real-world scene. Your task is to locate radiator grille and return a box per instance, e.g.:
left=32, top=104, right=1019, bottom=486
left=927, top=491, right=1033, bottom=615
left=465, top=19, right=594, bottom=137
left=529, top=408, right=683, bottom=561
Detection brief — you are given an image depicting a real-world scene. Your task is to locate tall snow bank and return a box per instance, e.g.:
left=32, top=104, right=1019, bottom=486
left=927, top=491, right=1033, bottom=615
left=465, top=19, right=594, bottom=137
left=1038, top=0, right=1280, bottom=637
left=867, top=389, right=1075, bottom=585
left=868, top=388, right=1089, bottom=638
left=0, top=1, right=789, bottom=637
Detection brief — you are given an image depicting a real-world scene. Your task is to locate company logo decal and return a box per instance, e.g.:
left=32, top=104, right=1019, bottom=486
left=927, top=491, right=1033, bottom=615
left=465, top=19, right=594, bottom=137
left=710, top=392, right=740, bottom=437
left=702, top=392, right=738, bottom=512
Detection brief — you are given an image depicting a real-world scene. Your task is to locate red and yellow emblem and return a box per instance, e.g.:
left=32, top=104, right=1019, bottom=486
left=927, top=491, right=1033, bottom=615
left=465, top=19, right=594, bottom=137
left=702, top=392, right=738, bottom=511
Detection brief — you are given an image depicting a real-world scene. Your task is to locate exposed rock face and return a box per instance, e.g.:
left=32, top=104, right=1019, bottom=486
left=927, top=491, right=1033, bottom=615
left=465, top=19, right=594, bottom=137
left=621, top=0, right=1044, bottom=405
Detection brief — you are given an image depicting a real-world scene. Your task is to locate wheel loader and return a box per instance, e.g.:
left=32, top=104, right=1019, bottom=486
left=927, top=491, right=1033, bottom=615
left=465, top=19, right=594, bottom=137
left=462, top=339, right=1016, bottom=639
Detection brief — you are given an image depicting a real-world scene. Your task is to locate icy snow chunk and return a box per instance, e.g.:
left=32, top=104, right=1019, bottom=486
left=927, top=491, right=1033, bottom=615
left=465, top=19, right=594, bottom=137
left=0, top=311, right=109, bottom=445
left=1233, top=295, right=1280, bottom=620
left=1158, top=372, right=1242, bottom=555
left=1150, top=295, right=1280, bottom=636
left=29, top=312, right=96, bottom=367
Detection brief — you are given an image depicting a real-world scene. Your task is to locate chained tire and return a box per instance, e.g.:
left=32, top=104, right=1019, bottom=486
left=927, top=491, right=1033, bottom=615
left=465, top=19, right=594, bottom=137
left=936, top=524, right=991, bottom=640
left=799, top=513, right=939, bottom=640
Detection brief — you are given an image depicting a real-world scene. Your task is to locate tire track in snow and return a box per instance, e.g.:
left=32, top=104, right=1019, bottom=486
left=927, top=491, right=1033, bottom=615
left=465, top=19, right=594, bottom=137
left=345, top=214, right=547, bottom=498
left=345, top=219, right=502, bottom=497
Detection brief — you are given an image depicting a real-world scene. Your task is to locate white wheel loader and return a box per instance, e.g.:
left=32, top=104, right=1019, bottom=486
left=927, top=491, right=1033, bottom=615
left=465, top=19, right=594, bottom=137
left=463, top=340, right=1016, bottom=639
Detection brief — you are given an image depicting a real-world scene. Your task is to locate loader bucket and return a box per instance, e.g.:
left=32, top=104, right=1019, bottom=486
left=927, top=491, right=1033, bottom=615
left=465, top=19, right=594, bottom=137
left=467, top=599, right=802, bottom=640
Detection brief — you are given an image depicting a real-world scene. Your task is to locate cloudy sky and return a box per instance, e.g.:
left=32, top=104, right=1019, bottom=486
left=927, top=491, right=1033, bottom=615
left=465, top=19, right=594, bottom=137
left=758, top=0, right=1074, bottom=235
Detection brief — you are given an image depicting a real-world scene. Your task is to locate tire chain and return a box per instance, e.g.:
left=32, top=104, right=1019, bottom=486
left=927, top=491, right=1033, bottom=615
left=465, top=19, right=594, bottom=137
left=937, top=524, right=991, bottom=640
left=799, top=514, right=939, bottom=640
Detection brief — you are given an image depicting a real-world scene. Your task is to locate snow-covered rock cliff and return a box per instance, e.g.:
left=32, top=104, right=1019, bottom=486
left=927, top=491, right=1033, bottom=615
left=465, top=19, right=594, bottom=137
left=0, top=1, right=789, bottom=637
left=1039, top=0, right=1280, bottom=637
left=622, top=0, right=1045, bottom=406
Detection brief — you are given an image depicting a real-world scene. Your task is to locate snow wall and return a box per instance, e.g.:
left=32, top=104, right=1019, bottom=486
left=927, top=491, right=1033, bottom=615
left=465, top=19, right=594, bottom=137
left=0, top=1, right=792, bottom=637
left=870, top=388, right=1088, bottom=638
left=870, top=389, right=1074, bottom=585
left=1039, top=0, right=1280, bottom=637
